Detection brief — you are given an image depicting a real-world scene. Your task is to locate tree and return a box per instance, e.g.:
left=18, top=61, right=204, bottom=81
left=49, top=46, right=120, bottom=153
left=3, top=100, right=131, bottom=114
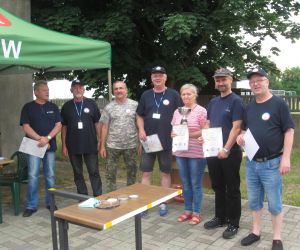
left=280, top=67, right=300, bottom=93
left=31, top=0, right=300, bottom=98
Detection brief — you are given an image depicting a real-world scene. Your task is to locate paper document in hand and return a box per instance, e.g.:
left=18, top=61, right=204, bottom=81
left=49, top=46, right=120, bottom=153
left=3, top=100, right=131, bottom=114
left=140, top=134, right=163, bottom=153
left=202, top=127, right=223, bottom=157
left=19, top=137, right=48, bottom=158
left=172, top=124, right=189, bottom=152
left=244, top=129, right=259, bottom=161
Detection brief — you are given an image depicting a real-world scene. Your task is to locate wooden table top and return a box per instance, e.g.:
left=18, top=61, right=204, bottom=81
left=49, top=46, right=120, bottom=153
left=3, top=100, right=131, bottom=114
left=0, top=159, right=14, bottom=166
left=54, top=183, right=181, bottom=230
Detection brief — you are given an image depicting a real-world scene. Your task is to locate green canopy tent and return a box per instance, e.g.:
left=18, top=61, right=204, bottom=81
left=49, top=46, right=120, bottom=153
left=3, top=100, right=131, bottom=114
left=0, top=7, right=112, bottom=98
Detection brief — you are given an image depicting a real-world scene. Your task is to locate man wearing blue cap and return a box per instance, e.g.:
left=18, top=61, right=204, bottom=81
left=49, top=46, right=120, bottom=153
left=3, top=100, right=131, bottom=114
left=137, top=66, right=181, bottom=216
left=237, top=68, right=294, bottom=250
left=61, top=80, right=102, bottom=197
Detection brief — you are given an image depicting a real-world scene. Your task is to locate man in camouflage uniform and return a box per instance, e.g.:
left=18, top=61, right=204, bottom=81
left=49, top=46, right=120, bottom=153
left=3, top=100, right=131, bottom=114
left=100, top=81, right=139, bottom=192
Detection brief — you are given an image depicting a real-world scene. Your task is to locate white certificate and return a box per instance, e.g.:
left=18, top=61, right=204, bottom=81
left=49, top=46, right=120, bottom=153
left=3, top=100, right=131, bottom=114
left=140, top=134, right=163, bottom=153
left=19, top=137, right=48, bottom=158
left=244, top=128, right=260, bottom=161
left=202, top=127, right=223, bottom=157
left=172, top=124, right=189, bottom=152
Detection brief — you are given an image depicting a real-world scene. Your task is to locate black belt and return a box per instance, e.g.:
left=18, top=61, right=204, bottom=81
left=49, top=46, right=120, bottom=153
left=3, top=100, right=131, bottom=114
left=253, top=152, right=282, bottom=162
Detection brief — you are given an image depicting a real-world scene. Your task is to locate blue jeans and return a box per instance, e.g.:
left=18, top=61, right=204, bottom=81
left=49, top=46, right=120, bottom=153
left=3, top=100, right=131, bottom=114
left=246, top=156, right=282, bottom=215
left=176, top=157, right=206, bottom=214
left=26, top=152, right=55, bottom=209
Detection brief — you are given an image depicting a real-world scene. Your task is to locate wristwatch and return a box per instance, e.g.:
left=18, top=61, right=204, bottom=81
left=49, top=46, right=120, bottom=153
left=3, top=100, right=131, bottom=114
left=223, top=147, right=230, bottom=154
left=47, top=135, right=52, bottom=140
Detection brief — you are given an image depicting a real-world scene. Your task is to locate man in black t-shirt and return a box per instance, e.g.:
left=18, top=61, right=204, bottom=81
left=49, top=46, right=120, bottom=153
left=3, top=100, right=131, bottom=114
left=61, top=80, right=102, bottom=196
left=20, top=80, right=62, bottom=217
left=199, top=68, right=244, bottom=239
left=237, top=68, right=294, bottom=250
left=137, top=66, right=181, bottom=216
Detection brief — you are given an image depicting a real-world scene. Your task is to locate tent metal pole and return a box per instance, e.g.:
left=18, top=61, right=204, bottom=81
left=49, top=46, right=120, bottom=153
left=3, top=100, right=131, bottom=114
left=108, top=69, right=112, bottom=101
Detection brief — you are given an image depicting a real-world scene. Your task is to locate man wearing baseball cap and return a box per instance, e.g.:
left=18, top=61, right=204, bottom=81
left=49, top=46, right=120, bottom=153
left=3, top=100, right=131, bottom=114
left=237, top=68, right=294, bottom=250
left=199, top=68, right=244, bottom=239
left=61, top=80, right=102, bottom=197
left=137, top=66, right=181, bottom=216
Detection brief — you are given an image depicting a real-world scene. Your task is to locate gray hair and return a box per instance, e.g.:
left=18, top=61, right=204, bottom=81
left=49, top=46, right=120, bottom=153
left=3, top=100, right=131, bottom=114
left=33, top=80, right=48, bottom=91
left=180, top=84, right=198, bottom=97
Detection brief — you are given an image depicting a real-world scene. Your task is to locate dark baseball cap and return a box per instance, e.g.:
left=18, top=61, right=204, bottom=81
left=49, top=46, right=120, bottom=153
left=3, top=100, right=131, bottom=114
left=71, top=79, right=84, bottom=86
left=151, top=66, right=166, bottom=74
left=213, top=68, right=233, bottom=77
left=247, top=68, right=268, bottom=79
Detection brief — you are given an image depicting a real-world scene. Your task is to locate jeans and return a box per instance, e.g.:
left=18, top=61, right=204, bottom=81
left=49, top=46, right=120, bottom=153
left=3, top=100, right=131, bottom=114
left=176, top=157, right=206, bottom=214
left=26, top=152, right=55, bottom=209
left=69, top=153, right=102, bottom=196
left=246, top=156, right=282, bottom=215
left=207, top=150, right=242, bottom=226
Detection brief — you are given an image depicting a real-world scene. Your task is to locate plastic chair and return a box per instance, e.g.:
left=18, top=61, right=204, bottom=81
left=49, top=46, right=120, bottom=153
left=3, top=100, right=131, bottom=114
left=0, top=151, right=28, bottom=216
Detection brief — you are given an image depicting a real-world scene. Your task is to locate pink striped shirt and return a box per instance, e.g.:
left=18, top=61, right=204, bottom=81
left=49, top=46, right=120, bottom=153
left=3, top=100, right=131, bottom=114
left=171, top=105, right=207, bottom=158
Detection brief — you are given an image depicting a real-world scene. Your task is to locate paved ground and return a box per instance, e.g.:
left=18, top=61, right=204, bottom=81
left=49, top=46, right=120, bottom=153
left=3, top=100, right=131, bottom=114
left=1, top=164, right=300, bottom=250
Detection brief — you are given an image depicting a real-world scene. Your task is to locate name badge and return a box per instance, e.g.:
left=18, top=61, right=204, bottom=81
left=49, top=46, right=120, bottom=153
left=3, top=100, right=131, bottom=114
left=78, top=122, right=83, bottom=129
left=152, top=113, right=161, bottom=119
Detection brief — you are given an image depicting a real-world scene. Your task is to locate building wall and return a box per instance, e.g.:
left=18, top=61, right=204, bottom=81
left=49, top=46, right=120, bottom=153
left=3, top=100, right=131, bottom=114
left=0, top=0, right=33, bottom=157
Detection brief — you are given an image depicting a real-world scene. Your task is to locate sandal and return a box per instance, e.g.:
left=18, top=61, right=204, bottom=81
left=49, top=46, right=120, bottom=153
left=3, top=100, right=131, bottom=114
left=177, top=212, right=192, bottom=222
left=189, top=214, right=202, bottom=225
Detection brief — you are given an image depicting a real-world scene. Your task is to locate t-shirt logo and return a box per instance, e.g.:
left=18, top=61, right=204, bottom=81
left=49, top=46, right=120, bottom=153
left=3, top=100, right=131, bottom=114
left=262, top=112, right=270, bottom=121
left=84, top=108, right=90, bottom=113
left=163, top=99, right=170, bottom=105
left=0, top=14, right=12, bottom=26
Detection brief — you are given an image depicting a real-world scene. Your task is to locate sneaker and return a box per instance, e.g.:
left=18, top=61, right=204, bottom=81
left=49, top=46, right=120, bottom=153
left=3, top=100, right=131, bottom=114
left=204, top=217, right=226, bottom=230
left=159, top=203, right=168, bottom=217
left=241, top=233, right=261, bottom=246
left=23, top=208, right=37, bottom=217
left=222, top=224, right=239, bottom=239
left=271, top=240, right=283, bottom=250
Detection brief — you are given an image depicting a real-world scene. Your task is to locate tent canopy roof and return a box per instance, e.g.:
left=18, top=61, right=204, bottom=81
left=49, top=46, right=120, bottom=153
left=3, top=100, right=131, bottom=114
left=0, top=7, right=111, bottom=74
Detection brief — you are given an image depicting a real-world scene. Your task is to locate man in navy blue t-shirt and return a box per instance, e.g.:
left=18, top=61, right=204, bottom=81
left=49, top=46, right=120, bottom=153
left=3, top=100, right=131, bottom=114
left=20, top=80, right=61, bottom=217
left=199, top=68, right=244, bottom=239
left=137, top=66, right=181, bottom=216
left=237, top=68, right=294, bottom=250
left=61, top=80, right=102, bottom=197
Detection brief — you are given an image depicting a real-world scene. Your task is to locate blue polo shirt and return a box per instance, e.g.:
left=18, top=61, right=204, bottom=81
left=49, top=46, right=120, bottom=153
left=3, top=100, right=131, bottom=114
left=207, top=92, right=244, bottom=151
left=20, top=101, right=61, bottom=151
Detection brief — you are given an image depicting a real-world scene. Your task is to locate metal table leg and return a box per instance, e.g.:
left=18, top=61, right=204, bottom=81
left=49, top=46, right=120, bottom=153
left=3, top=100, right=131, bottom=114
left=58, top=219, right=69, bottom=250
left=135, top=214, right=142, bottom=250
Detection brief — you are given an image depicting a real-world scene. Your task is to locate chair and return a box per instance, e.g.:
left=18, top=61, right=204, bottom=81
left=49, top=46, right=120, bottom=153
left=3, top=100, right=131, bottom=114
left=0, top=151, right=28, bottom=216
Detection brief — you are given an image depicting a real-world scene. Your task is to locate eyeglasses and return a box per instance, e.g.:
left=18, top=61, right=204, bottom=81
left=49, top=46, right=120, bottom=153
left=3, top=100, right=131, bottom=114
left=249, top=78, right=267, bottom=85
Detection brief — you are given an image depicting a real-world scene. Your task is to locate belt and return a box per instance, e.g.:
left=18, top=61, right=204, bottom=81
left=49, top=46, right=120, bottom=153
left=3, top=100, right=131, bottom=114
left=253, top=152, right=282, bottom=162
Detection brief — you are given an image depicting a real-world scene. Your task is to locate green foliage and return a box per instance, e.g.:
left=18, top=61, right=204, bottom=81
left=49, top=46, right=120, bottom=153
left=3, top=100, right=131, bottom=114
left=281, top=67, right=300, bottom=93
left=31, top=0, right=300, bottom=98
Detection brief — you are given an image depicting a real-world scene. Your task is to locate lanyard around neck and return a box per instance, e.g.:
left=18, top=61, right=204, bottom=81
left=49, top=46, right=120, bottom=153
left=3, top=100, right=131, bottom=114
left=74, top=100, right=83, bottom=119
left=153, top=89, right=166, bottom=112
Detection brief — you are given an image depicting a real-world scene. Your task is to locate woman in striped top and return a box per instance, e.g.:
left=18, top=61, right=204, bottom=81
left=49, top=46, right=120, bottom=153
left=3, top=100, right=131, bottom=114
left=171, top=84, right=207, bottom=225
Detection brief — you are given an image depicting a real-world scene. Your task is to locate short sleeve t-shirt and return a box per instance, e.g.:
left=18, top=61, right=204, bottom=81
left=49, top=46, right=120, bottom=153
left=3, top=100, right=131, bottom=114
left=136, top=88, right=182, bottom=150
left=20, top=101, right=61, bottom=152
left=207, top=92, right=244, bottom=151
left=100, top=98, right=138, bottom=149
left=244, top=95, right=295, bottom=158
left=61, top=98, right=100, bottom=154
left=171, top=105, right=207, bottom=158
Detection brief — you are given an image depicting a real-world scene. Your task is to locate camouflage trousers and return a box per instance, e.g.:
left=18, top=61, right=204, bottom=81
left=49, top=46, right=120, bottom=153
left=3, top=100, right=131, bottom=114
left=105, top=147, right=137, bottom=193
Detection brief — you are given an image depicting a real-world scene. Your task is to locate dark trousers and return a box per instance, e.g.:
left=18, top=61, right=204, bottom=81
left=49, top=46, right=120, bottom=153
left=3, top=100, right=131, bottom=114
left=69, top=153, right=102, bottom=196
left=207, top=150, right=242, bottom=227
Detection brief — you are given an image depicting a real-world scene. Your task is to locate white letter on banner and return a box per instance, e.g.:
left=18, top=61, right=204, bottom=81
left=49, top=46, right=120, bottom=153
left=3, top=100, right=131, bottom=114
left=1, top=39, right=22, bottom=59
